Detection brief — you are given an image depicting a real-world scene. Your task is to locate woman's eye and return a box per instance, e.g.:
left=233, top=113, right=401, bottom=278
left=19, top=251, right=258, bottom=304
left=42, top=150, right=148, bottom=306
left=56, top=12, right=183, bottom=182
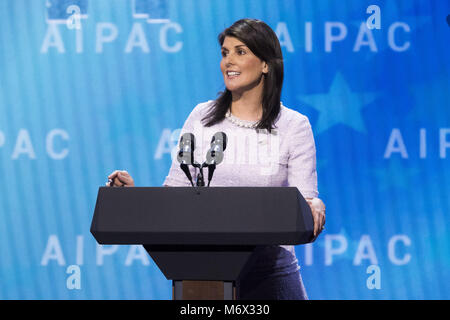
left=221, top=50, right=245, bottom=57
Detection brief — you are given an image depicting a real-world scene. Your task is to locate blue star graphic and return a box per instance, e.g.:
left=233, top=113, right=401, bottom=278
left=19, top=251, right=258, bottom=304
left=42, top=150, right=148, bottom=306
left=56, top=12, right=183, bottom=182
left=407, top=76, right=450, bottom=127
left=298, top=73, right=377, bottom=135
left=372, top=159, right=421, bottom=192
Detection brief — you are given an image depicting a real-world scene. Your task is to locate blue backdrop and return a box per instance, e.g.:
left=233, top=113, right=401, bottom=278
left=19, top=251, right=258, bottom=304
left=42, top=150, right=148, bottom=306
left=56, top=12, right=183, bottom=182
left=0, top=0, right=448, bottom=299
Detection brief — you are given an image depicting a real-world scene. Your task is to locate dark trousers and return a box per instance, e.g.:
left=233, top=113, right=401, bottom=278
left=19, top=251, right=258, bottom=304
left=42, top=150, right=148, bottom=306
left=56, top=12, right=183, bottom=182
left=235, top=246, right=308, bottom=300
left=236, top=269, right=308, bottom=300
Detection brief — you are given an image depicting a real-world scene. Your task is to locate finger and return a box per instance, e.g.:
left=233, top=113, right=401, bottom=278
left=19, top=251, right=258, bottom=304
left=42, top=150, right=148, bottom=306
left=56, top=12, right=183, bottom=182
left=317, top=220, right=324, bottom=236
left=112, top=177, right=124, bottom=187
left=312, top=211, right=319, bottom=237
left=307, top=200, right=318, bottom=237
left=121, top=175, right=135, bottom=187
left=310, top=205, right=320, bottom=236
left=317, top=212, right=326, bottom=236
left=108, top=170, right=119, bottom=179
left=110, top=170, right=128, bottom=179
left=108, top=170, right=120, bottom=179
left=318, top=211, right=324, bottom=229
left=310, top=229, right=319, bottom=242
left=118, top=172, right=132, bottom=185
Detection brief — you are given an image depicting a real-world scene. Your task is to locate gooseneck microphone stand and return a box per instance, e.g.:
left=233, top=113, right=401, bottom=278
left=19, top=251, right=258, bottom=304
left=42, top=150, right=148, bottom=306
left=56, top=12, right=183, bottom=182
left=204, top=132, right=227, bottom=187
left=193, top=162, right=206, bottom=187
left=178, top=132, right=227, bottom=188
left=177, top=133, right=196, bottom=187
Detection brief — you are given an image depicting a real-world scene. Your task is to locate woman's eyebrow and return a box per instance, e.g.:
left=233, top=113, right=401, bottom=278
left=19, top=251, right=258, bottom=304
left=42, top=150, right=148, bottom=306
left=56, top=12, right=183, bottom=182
left=221, top=45, right=247, bottom=50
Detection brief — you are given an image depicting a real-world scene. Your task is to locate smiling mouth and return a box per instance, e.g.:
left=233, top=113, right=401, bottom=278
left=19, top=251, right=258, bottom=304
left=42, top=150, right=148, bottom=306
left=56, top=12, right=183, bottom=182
left=226, top=71, right=241, bottom=79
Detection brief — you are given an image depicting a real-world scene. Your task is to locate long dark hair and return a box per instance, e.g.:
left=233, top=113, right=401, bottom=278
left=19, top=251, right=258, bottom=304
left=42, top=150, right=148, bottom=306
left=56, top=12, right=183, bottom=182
left=202, top=19, right=284, bottom=132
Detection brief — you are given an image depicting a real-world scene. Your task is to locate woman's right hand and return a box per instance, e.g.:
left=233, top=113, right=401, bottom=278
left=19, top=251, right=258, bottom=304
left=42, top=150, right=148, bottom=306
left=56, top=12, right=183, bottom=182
left=107, top=170, right=135, bottom=187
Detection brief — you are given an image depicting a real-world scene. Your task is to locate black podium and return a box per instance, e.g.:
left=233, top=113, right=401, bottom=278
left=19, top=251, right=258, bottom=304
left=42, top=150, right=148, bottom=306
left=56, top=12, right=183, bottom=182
left=90, top=187, right=314, bottom=300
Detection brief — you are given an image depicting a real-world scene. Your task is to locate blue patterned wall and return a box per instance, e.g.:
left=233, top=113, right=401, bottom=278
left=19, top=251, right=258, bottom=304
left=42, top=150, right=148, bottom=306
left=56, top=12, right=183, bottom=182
left=0, top=0, right=448, bottom=299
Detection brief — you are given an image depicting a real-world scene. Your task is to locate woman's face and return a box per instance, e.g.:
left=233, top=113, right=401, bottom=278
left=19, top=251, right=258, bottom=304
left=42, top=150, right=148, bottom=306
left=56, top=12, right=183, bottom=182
left=220, top=36, right=268, bottom=95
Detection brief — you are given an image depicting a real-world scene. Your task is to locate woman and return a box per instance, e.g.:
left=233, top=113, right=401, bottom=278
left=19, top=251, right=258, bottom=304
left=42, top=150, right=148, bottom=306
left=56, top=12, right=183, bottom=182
left=108, top=18, right=326, bottom=300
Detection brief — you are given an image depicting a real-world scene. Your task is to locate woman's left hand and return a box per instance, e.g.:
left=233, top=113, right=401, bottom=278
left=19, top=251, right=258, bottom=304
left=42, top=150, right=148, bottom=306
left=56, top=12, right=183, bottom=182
left=306, top=197, right=326, bottom=240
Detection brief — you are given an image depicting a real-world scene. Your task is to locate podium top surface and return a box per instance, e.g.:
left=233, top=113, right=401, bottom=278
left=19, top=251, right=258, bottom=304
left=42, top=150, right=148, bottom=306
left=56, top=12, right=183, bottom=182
left=91, top=187, right=314, bottom=246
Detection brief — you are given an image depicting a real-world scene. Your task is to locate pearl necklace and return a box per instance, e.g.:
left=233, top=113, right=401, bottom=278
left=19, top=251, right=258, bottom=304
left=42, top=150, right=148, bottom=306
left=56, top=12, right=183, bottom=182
left=225, top=110, right=258, bottom=128
left=225, top=102, right=283, bottom=129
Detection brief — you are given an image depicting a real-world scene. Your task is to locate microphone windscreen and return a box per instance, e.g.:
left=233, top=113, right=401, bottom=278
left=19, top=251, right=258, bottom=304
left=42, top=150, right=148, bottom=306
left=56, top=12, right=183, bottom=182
left=206, top=148, right=224, bottom=165
left=177, top=133, right=195, bottom=165
left=206, top=132, right=227, bottom=165
left=179, top=132, right=195, bottom=150
left=211, top=132, right=227, bottom=150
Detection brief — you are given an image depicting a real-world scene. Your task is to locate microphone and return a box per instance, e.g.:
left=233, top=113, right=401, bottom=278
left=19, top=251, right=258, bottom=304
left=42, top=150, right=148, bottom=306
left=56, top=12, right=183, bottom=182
left=177, top=133, right=195, bottom=187
left=205, top=132, right=227, bottom=165
left=204, top=132, right=228, bottom=186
